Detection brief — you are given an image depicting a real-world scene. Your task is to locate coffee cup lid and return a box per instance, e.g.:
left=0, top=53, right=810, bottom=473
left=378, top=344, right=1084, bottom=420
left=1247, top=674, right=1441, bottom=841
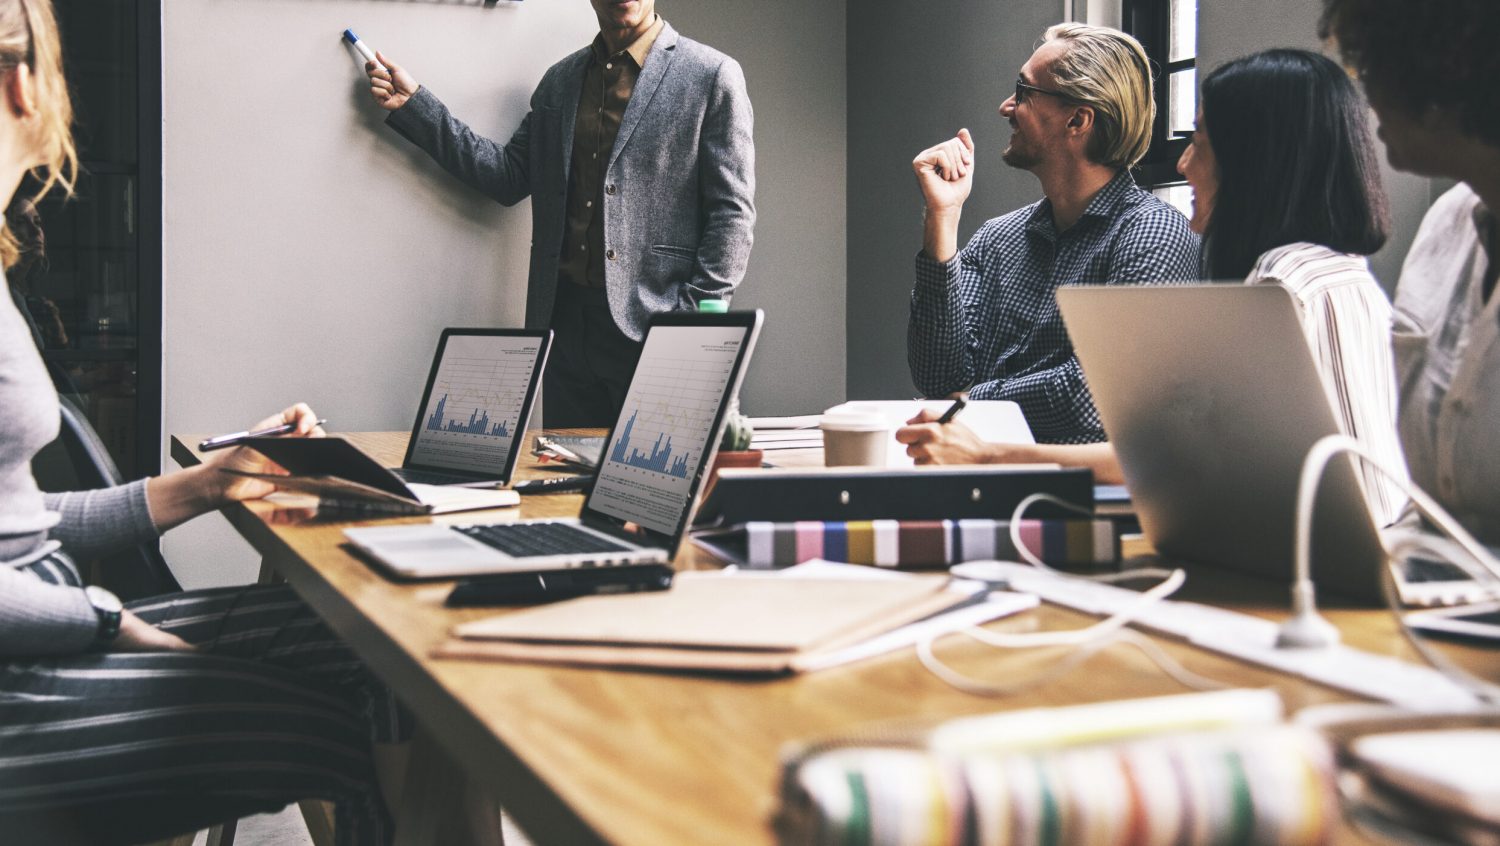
left=820, top=410, right=888, bottom=432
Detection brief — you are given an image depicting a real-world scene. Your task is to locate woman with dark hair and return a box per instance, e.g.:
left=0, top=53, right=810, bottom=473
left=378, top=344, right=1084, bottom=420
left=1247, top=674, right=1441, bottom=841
left=1321, top=0, right=1500, bottom=546
left=1190, top=49, right=1388, bottom=281
left=898, top=48, right=1407, bottom=528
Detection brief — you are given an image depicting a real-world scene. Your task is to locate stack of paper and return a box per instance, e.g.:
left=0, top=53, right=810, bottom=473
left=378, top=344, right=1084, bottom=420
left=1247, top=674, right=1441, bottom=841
left=748, top=415, right=823, bottom=451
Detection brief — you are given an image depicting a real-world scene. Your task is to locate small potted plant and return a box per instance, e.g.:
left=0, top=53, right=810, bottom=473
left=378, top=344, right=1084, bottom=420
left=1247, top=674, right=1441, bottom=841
left=706, top=400, right=761, bottom=496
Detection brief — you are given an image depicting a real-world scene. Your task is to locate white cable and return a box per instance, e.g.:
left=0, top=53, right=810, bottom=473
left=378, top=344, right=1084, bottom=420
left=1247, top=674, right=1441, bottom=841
left=1294, top=434, right=1500, bottom=700
left=912, top=493, right=1219, bottom=698
left=1007, top=492, right=1175, bottom=583
left=1383, top=533, right=1500, bottom=705
left=960, top=568, right=1186, bottom=648
left=916, top=627, right=1229, bottom=697
left=1295, top=435, right=1500, bottom=592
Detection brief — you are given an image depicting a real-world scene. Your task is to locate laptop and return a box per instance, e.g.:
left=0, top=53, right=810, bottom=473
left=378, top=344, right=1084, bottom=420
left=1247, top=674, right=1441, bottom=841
left=345, top=310, right=763, bottom=578
left=389, top=328, right=552, bottom=488
left=1056, top=283, right=1388, bottom=603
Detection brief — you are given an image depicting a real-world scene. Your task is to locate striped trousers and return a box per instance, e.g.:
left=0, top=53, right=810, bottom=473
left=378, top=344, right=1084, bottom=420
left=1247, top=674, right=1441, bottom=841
left=0, top=554, right=410, bottom=846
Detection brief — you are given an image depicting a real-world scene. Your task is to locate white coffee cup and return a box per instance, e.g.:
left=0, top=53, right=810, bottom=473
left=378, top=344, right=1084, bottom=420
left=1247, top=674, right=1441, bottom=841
left=820, top=409, right=890, bottom=467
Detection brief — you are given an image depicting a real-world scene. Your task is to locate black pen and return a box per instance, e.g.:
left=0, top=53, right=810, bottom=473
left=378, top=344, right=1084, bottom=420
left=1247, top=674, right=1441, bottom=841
left=512, top=475, right=594, bottom=495
left=935, top=397, right=967, bottom=424
left=199, top=418, right=328, bottom=452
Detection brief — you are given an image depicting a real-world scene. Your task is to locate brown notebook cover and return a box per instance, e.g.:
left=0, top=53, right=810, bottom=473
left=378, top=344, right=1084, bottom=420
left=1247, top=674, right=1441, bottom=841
left=437, top=572, right=965, bottom=675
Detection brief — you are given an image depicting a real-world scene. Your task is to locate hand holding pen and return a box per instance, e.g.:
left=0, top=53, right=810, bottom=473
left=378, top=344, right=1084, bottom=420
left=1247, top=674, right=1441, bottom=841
left=200, top=418, right=329, bottom=451
left=190, top=404, right=328, bottom=509
left=895, top=396, right=989, bottom=465
left=934, top=396, right=967, bottom=424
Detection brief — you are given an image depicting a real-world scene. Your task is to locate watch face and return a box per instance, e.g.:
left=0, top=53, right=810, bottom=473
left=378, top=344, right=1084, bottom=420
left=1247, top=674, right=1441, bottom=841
left=86, top=585, right=123, bottom=614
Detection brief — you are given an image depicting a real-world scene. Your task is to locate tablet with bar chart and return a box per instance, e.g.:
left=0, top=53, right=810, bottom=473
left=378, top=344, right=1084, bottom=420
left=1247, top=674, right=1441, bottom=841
left=588, top=320, right=758, bottom=535
left=344, top=313, right=761, bottom=578
left=398, top=329, right=552, bottom=486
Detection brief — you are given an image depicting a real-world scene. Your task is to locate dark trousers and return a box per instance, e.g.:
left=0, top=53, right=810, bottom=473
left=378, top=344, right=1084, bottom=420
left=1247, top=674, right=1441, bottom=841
left=544, top=283, right=643, bottom=428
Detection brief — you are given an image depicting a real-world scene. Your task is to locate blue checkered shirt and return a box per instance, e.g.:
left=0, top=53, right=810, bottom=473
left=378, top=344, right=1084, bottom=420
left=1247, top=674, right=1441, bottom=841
left=908, top=170, right=1200, bottom=444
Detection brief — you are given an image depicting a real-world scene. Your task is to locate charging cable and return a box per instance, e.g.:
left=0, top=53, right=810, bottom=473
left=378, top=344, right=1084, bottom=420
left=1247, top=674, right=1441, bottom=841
left=1283, top=434, right=1500, bottom=651
left=917, top=493, right=1228, bottom=697
left=1293, top=434, right=1500, bottom=698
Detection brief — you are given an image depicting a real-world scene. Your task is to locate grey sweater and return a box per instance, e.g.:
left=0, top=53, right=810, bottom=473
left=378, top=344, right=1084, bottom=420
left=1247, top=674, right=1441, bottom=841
left=1, top=283, right=160, bottom=656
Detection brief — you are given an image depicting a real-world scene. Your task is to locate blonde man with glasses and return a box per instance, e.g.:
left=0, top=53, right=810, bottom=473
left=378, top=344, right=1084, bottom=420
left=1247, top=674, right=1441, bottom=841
left=907, top=23, right=1198, bottom=444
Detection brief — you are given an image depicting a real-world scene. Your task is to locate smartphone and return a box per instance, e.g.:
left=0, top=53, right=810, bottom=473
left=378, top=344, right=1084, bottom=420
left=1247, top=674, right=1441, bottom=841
left=445, top=564, right=675, bottom=607
left=1404, top=601, right=1500, bottom=641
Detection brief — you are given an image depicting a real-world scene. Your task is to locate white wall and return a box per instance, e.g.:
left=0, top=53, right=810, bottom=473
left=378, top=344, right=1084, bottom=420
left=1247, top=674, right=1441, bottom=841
left=160, top=0, right=847, bottom=586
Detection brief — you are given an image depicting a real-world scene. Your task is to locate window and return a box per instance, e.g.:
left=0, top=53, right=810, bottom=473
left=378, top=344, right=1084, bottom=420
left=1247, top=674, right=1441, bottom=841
left=1123, top=0, right=1197, bottom=204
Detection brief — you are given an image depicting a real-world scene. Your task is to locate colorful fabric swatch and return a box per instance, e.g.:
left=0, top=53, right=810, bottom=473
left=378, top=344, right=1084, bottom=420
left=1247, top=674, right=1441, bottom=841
left=776, top=726, right=1337, bottom=846
left=739, top=519, right=1119, bottom=569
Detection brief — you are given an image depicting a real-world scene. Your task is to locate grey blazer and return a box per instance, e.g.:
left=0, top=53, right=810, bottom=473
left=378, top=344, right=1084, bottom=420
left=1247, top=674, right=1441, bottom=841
left=386, top=22, right=755, bottom=341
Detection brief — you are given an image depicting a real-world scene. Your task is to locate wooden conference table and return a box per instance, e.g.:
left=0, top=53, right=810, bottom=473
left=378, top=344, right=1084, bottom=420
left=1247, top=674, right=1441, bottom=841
left=170, top=430, right=1458, bottom=845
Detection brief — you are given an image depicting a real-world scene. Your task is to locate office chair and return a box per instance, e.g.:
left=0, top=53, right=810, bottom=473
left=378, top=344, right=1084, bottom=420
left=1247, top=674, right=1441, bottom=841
left=30, top=394, right=182, bottom=599
left=33, top=397, right=338, bottom=846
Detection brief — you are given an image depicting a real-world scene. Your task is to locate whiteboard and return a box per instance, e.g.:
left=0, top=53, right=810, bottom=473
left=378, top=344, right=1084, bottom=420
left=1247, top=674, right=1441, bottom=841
left=163, top=0, right=598, bottom=435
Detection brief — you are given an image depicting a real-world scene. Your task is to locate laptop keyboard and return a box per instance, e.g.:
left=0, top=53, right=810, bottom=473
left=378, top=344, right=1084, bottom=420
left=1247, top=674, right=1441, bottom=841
left=457, top=523, right=634, bottom=557
left=1402, top=556, right=1476, bottom=584
left=393, top=467, right=490, bottom=486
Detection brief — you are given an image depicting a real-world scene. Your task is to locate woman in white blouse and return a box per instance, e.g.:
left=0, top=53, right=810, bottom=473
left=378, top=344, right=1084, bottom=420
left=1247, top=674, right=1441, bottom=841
left=897, top=48, right=1409, bottom=528
left=1320, top=0, right=1500, bottom=546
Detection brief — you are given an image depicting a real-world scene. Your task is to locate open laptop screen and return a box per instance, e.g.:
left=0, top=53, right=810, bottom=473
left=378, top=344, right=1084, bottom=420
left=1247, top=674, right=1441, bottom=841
left=403, top=330, right=550, bottom=479
left=586, top=316, right=759, bottom=537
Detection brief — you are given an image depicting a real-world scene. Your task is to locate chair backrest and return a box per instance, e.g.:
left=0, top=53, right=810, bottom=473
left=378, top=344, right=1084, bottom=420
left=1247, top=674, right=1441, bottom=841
left=57, top=394, right=123, bottom=488
left=34, top=395, right=182, bottom=599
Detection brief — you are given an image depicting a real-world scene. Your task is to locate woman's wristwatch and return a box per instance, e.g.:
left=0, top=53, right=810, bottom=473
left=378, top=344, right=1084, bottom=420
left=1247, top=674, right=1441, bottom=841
left=84, top=585, right=123, bottom=650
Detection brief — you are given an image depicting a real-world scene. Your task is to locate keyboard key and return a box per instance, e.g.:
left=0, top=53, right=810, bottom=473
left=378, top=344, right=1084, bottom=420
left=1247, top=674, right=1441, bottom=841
left=458, top=523, right=633, bottom=557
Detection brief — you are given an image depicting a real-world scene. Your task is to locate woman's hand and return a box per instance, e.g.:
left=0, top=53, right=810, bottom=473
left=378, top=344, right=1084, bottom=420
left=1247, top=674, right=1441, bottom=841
left=203, top=403, right=327, bottom=504
left=111, top=610, right=195, bottom=653
left=146, top=403, right=326, bottom=531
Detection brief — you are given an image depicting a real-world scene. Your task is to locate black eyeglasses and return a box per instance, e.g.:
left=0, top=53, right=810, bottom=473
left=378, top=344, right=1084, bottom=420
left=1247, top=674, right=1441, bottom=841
left=1014, top=78, right=1068, bottom=104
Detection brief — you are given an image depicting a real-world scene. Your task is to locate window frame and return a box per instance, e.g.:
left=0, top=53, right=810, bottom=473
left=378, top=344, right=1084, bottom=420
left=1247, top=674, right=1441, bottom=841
left=1122, top=0, right=1195, bottom=188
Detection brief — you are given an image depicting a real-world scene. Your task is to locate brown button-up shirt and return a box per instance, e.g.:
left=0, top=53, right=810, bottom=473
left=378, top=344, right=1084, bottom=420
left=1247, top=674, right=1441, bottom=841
left=557, top=16, right=665, bottom=289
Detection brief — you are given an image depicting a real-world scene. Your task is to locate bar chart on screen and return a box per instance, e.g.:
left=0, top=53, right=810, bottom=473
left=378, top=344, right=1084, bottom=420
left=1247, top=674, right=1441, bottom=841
left=606, top=355, right=731, bottom=481
left=590, top=326, right=746, bottom=534
left=407, top=334, right=544, bottom=470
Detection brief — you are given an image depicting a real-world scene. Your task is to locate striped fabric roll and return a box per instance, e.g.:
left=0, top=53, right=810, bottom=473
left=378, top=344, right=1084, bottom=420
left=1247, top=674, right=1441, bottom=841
left=741, top=519, right=1119, bottom=570
left=776, top=726, right=1337, bottom=846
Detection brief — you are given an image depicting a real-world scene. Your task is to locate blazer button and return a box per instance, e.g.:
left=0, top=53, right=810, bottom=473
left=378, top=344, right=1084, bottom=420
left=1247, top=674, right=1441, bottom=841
left=606, top=249, right=617, bottom=261
left=606, top=184, right=617, bottom=196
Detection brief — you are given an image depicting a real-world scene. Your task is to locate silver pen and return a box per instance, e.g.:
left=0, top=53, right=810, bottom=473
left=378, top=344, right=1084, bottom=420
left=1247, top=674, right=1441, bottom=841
left=199, top=418, right=328, bottom=451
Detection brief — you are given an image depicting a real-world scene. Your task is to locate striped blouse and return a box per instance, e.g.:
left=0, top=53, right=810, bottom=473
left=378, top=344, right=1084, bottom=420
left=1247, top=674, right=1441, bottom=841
left=1245, top=242, right=1408, bottom=527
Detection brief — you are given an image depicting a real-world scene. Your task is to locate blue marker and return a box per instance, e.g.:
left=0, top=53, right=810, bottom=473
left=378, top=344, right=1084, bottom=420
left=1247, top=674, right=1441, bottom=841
left=343, top=29, right=384, bottom=70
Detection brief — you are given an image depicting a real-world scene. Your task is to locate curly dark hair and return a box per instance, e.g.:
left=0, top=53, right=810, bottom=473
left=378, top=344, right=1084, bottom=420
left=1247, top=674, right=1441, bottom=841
left=1320, top=0, right=1500, bottom=148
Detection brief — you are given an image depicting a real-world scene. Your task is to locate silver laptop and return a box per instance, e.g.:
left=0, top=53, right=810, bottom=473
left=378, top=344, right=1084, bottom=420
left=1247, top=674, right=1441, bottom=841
left=1056, top=283, right=1388, bottom=603
left=389, top=328, right=552, bottom=488
left=345, top=310, right=763, bottom=578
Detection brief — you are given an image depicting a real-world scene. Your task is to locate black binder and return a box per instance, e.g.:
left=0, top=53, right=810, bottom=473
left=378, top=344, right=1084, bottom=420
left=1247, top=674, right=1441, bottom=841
left=692, top=465, right=1093, bottom=527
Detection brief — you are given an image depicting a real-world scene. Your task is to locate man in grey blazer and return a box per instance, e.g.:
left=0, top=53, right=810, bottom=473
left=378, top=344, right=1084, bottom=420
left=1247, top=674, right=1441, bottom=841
left=366, top=0, right=755, bottom=426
